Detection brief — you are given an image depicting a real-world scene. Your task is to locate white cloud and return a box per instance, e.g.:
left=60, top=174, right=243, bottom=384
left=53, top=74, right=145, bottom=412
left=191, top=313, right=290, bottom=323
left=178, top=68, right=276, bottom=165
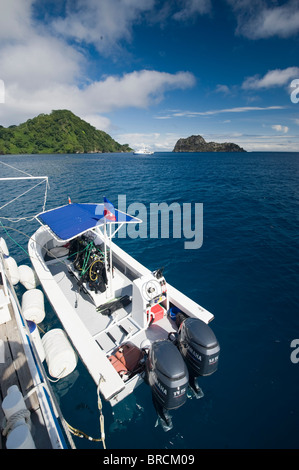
left=173, top=0, right=212, bottom=20
left=0, top=1, right=196, bottom=128
left=242, top=67, right=299, bottom=90
left=203, top=131, right=299, bottom=152
left=0, top=0, right=85, bottom=93
left=0, top=70, right=196, bottom=127
left=51, top=0, right=213, bottom=53
left=52, top=0, right=155, bottom=55
left=157, top=105, right=285, bottom=119
left=272, top=124, right=289, bottom=133
left=0, top=0, right=34, bottom=41
left=0, top=37, right=84, bottom=92
left=227, top=0, right=299, bottom=39
left=81, top=114, right=112, bottom=132
left=257, top=2, right=299, bottom=38
left=241, top=140, right=299, bottom=152
left=116, top=132, right=181, bottom=151
left=215, top=84, right=231, bottom=95
left=81, top=70, right=195, bottom=112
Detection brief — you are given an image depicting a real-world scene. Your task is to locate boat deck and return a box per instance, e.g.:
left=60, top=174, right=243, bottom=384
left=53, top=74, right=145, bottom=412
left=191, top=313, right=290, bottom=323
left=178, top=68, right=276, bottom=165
left=45, top=254, right=179, bottom=405
left=0, top=285, right=53, bottom=449
left=47, top=256, right=177, bottom=355
left=29, top=227, right=214, bottom=405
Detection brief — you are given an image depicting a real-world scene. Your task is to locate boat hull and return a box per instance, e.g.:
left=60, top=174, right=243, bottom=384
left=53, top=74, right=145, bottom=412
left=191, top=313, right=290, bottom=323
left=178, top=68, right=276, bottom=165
left=0, top=249, right=72, bottom=449
left=29, top=226, right=214, bottom=406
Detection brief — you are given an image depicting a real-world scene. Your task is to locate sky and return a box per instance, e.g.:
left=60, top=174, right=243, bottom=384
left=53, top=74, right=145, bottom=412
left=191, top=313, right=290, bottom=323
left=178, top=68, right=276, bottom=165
left=0, top=0, right=299, bottom=152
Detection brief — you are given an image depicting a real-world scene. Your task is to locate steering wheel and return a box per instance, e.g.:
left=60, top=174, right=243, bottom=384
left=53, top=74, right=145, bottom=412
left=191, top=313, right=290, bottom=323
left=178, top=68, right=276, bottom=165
left=142, top=279, right=161, bottom=301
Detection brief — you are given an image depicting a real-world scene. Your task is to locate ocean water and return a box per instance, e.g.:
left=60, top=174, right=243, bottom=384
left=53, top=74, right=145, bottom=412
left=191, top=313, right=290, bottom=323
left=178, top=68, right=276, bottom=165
left=0, top=151, right=298, bottom=450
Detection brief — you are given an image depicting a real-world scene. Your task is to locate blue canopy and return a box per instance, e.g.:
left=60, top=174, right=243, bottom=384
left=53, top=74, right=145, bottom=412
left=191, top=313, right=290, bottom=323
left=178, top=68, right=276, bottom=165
left=37, top=203, right=141, bottom=241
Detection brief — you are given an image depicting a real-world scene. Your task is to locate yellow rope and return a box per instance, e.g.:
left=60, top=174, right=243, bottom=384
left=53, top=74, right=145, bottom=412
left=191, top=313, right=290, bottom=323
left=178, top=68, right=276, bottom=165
left=97, top=375, right=106, bottom=449
left=65, top=422, right=102, bottom=442
left=65, top=375, right=106, bottom=448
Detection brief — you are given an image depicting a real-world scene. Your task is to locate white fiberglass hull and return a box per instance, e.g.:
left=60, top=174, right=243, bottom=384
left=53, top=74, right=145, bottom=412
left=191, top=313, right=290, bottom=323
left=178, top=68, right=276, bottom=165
left=29, top=225, right=214, bottom=406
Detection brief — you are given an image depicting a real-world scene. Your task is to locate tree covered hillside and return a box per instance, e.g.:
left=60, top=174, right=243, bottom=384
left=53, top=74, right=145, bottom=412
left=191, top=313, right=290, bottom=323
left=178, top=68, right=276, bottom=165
left=0, top=110, right=132, bottom=154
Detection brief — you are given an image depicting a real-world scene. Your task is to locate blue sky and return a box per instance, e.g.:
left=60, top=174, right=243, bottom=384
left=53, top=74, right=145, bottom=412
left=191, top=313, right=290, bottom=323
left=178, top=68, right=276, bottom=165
left=0, top=0, right=298, bottom=151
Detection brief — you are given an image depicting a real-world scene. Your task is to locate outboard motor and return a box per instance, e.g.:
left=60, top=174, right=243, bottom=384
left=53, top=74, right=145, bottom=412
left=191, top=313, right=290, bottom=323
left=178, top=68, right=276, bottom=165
left=145, top=340, right=189, bottom=430
left=177, top=316, right=220, bottom=396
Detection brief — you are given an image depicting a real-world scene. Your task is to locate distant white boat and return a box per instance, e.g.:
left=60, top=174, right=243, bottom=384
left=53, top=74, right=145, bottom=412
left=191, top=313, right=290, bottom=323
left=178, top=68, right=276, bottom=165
left=133, top=146, right=154, bottom=155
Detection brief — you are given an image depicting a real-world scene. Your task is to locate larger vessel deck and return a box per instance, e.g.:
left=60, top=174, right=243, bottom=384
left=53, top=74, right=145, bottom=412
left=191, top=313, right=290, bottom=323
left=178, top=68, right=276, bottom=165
left=0, top=285, right=55, bottom=449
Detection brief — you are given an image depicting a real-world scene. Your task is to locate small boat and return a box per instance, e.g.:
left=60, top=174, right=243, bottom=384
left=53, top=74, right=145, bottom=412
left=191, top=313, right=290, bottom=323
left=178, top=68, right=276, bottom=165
left=28, top=198, right=220, bottom=430
left=0, top=163, right=220, bottom=434
left=133, top=146, right=154, bottom=155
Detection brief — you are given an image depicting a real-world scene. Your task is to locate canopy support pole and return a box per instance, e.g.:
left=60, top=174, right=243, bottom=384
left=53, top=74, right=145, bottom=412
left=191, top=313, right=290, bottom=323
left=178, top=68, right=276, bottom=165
left=109, top=222, right=125, bottom=239
left=103, top=222, right=108, bottom=299
left=103, top=221, right=114, bottom=300
left=109, top=223, right=113, bottom=298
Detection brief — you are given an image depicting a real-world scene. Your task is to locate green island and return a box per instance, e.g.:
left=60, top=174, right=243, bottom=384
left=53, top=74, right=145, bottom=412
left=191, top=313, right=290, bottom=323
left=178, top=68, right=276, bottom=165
left=0, top=109, right=132, bottom=154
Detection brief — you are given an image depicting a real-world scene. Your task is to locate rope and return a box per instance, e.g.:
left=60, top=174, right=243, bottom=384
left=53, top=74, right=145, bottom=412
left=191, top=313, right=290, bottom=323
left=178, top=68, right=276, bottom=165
left=0, top=224, right=72, bottom=271
left=64, top=376, right=107, bottom=448
left=0, top=177, right=48, bottom=214
left=0, top=220, right=29, bottom=257
left=47, top=367, right=67, bottom=383
left=65, top=423, right=102, bottom=442
left=97, top=375, right=106, bottom=449
left=2, top=409, right=31, bottom=437
left=80, top=242, right=93, bottom=276
left=0, top=159, right=49, bottom=219
left=0, top=160, right=33, bottom=177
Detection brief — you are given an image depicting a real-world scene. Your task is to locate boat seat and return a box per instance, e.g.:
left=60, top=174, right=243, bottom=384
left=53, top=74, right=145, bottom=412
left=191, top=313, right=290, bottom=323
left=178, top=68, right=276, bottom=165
left=108, top=342, right=144, bottom=378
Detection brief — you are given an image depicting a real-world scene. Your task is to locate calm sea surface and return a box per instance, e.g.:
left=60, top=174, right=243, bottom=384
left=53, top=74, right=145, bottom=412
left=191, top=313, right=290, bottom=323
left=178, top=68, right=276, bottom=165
left=0, top=151, right=298, bottom=449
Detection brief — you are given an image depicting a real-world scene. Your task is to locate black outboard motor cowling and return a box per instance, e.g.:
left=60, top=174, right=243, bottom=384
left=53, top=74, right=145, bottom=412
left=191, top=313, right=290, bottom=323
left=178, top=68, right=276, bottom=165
left=178, top=317, right=220, bottom=377
left=146, top=340, right=189, bottom=410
